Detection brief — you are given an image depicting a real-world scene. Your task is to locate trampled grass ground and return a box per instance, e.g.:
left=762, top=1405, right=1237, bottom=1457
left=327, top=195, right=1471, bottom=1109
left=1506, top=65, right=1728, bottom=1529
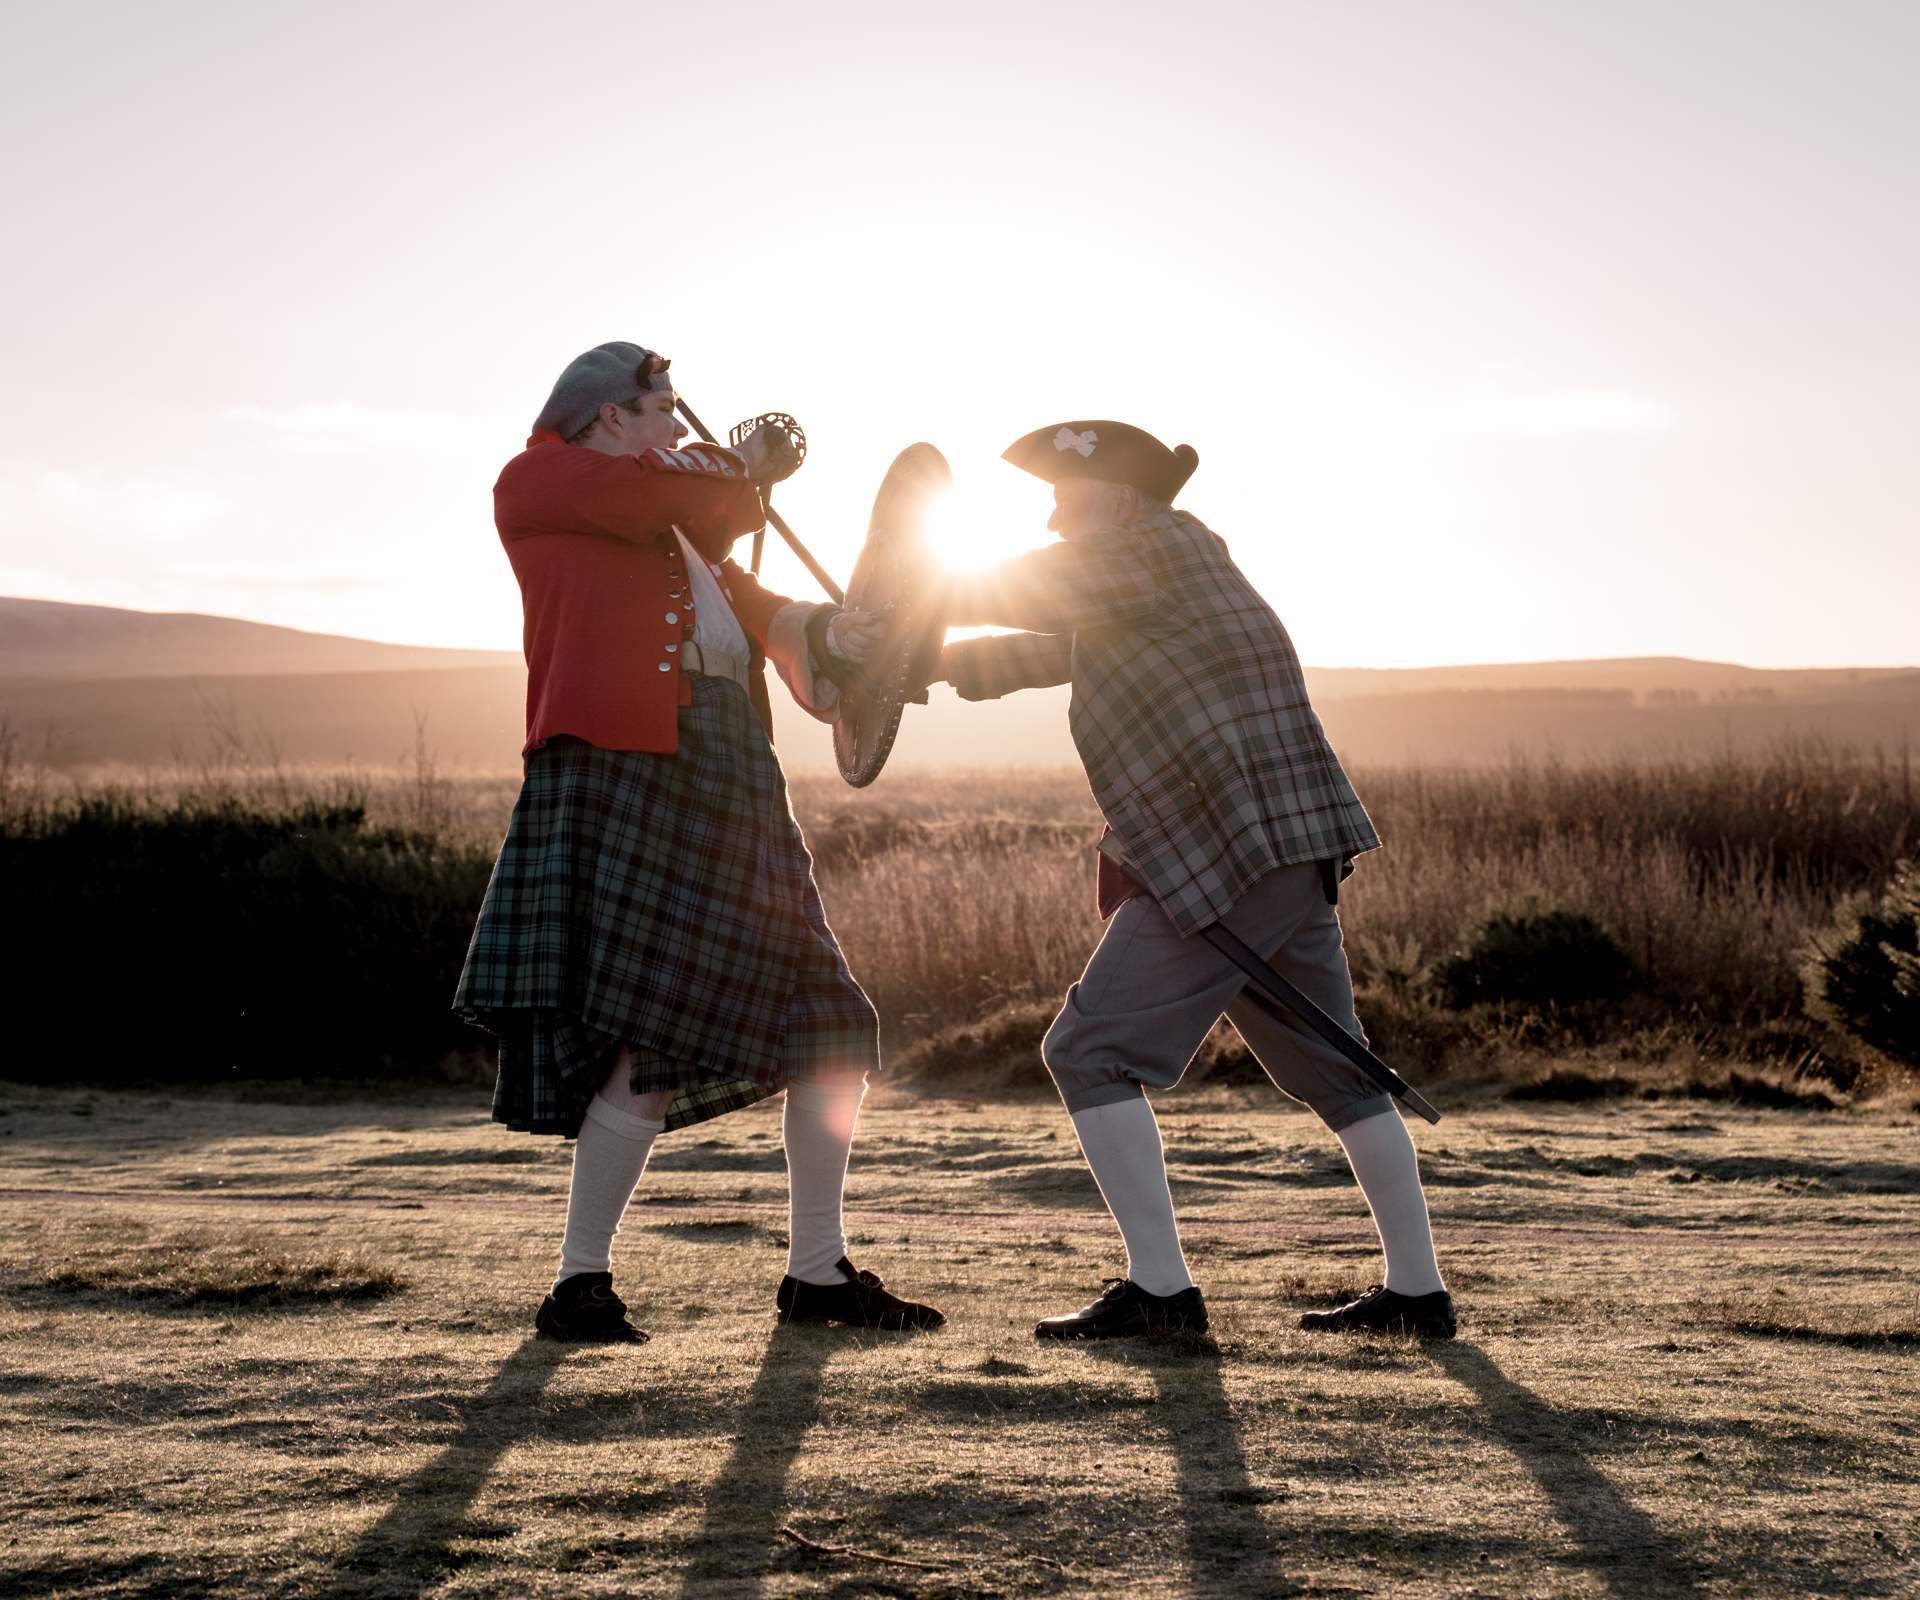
left=2, top=1082, right=1917, bottom=1598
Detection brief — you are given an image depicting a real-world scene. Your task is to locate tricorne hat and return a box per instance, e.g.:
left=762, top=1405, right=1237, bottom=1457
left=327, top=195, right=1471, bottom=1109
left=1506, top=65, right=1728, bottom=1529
left=1001, top=420, right=1199, bottom=503
left=533, top=342, right=673, bottom=440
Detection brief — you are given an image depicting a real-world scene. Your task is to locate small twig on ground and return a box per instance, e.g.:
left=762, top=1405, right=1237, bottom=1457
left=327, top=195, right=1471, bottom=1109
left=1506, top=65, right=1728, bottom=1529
left=779, top=1525, right=949, bottom=1570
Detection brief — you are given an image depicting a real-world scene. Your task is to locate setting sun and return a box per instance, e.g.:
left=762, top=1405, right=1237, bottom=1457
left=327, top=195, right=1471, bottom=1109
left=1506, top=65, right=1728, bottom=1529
left=920, top=469, right=1055, bottom=573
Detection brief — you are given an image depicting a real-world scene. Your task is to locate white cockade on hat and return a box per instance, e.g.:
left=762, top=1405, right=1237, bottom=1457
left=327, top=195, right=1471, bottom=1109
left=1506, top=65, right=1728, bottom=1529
left=1054, top=427, right=1097, bottom=457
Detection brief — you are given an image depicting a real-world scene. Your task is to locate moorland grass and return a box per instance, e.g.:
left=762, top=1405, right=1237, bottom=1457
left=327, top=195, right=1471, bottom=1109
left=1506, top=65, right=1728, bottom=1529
left=1, top=1082, right=1917, bottom=1597
left=3, top=738, right=1915, bottom=1095
left=25, top=1223, right=405, bottom=1309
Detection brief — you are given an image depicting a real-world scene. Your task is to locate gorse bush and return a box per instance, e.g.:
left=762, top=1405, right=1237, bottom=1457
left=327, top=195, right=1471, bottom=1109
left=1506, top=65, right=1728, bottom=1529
left=1804, top=861, right=1920, bottom=1067
left=0, top=791, right=494, bottom=1079
left=1431, top=908, right=1636, bottom=1011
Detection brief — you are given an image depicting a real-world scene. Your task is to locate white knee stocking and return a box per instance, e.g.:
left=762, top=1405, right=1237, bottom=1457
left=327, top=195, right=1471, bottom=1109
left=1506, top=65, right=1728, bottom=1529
left=784, top=1076, right=867, bottom=1285
left=555, top=1090, right=664, bottom=1292
left=1337, top=1109, right=1445, bottom=1295
left=1069, top=1097, right=1194, bottom=1296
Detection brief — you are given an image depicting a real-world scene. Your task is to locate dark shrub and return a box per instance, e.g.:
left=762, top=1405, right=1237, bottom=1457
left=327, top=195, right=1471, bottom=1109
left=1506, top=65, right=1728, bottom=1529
left=1804, top=860, right=1920, bottom=1067
left=1433, top=908, right=1635, bottom=1010
left=892, top=1002, right=1056, bottom=1096
left=1507, top=1066, right=1633, bottom=1102
left=0, top=792, right=494, bottom=1081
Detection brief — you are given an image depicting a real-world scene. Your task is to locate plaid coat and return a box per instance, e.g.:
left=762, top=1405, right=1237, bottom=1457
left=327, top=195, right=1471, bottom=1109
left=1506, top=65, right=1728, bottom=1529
left=942, top=508, right=1379, bottom=936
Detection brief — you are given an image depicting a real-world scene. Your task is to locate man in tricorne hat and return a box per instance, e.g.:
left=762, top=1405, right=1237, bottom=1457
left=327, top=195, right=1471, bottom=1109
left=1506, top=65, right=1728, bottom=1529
left=455, top=342, right=943, bottom=1342
left=930, top=421, right=1452, bottom=1340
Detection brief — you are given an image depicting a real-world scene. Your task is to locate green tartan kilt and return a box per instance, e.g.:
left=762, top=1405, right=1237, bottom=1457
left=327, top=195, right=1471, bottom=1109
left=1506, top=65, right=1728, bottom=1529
left=452, top=675, right=879, bottom=1135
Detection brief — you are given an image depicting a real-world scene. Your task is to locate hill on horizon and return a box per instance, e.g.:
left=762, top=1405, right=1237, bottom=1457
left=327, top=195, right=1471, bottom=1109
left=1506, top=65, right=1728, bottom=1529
left=7, top=594, right=1916, bottom=694
left=2, top=595, right=1916, bottom=772
left=1306, top=656, right=1920, bottom=701
left=0, top=596, right=520, bottom=680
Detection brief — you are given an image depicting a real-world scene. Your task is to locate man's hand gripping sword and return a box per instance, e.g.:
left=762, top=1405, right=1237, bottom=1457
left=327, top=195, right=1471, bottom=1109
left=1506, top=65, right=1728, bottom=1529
left=674, top=398, right=846, bottom=604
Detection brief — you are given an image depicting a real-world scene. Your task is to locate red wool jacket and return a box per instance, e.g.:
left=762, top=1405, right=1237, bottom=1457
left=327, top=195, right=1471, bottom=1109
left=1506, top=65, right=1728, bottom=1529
left=495, top=431, right=798, bottom=754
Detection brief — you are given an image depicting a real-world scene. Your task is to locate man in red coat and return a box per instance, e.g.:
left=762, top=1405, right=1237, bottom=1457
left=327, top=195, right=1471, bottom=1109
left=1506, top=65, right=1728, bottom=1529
left=456, top=342, right=943, bottom=1343
left=497, top=362, right=824, bottom=754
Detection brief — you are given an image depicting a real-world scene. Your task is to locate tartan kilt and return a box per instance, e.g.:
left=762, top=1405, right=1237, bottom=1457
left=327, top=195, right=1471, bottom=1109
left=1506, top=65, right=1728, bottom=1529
left=452, top=674, right=878, bottom=1135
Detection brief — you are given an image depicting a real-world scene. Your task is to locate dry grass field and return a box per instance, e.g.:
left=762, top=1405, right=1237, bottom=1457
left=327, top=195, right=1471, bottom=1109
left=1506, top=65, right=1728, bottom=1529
left=7, top=737, right=1914, bottom=1093
left=4, top=737, right=1916, bottom=1593
left=3, top=1080, right=1918, bottom=1598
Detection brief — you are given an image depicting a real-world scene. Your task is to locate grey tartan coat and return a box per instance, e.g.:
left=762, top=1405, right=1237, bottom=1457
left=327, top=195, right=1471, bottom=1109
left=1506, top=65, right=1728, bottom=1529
left=942, top=508, right=1379, bottom=936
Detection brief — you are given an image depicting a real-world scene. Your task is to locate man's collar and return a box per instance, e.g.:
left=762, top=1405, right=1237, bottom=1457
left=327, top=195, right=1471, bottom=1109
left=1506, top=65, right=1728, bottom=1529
left=527, top=427, right=566, bottom=448
left=1083, top=508, right=1180, bottom=540
left=1116, top=507, right=1183, bottom=536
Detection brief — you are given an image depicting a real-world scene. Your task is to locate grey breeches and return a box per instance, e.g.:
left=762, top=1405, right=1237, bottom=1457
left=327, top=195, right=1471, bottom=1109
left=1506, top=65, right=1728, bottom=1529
left=1040, top=862, right=1393, bottom=1132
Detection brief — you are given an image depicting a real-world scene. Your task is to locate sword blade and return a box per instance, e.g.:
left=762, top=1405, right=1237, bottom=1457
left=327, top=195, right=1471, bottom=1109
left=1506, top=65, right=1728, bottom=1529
left=1199, top=922, right=1442, bottom=1125
left=764, top=505, right=845, bottom=605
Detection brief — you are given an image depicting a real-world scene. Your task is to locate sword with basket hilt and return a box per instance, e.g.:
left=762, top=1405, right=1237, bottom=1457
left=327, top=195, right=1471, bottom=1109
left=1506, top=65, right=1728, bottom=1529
left=674, top=399, right=845, bottom=604
left=668, top=394, right=957, bottom=788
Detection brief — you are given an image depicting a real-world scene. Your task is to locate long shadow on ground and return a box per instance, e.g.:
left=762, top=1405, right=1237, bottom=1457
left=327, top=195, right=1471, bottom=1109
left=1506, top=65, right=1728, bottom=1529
left=1088, top=1338, right=1301, bottom=1597
left=1434, top=1342, right=1704, bottom=1597
left=327, top=1336, right=564, bottom=1597
left=675, top=1324, right=835, bottom=1596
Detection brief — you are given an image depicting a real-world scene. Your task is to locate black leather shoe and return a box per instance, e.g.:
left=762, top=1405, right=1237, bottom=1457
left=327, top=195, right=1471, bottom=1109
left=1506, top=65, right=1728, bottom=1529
left=534, top=1271, right=649, bottom=1343
left=1299, top=1284, right=1455, bottom=1338
left=1035, top=1278, right=1209, bottom=1341
left=777, top=1256, right=945, bottom=1331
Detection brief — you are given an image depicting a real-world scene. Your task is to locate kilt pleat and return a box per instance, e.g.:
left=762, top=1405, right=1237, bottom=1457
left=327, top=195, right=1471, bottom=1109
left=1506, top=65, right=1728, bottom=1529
left=453, top=675, right=878, bottom=1135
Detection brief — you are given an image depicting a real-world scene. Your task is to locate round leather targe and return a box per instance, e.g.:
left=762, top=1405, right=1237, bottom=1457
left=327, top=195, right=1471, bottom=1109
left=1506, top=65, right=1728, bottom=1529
left=832, top=442, right=952, bottom=786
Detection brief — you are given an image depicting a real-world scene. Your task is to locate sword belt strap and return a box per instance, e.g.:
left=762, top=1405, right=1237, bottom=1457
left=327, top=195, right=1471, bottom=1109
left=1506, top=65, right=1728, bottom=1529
left=681, top=641, right=751, bottom=691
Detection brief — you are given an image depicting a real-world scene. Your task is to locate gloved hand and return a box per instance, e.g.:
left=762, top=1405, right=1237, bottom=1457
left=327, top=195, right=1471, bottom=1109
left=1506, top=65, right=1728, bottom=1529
left=736, top=421, right=803, bottom=486
left=824, top=607, right=887, bottom=665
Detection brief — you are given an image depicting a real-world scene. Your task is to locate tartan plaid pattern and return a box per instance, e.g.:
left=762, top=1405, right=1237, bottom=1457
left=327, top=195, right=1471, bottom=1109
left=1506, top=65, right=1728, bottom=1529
left=943, top=508, right=1380, bottom=935
left=453, top=675, right=878, bottom=1135
left=947, top=630, right=1075, bottom=696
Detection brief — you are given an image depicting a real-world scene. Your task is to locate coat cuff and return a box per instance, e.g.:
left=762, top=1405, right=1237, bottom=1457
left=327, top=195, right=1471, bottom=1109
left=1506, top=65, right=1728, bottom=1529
left=766, top=601, right=840, bottom=721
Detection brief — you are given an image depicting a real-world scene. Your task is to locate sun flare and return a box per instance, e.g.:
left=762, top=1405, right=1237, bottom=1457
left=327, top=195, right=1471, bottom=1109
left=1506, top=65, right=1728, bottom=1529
left=921, top=471, right=1056, bottom=573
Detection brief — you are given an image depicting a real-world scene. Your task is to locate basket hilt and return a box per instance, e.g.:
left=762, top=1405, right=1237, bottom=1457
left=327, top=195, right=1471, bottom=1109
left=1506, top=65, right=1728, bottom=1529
left=729, top=414, right=807, bottom=576
left=728, top=412, right=807, bottom=467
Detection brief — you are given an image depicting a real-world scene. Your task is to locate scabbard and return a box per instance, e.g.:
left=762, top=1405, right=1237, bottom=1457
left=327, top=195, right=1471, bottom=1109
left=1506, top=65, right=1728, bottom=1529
left=1199, top=922, right=1442, bottom=1125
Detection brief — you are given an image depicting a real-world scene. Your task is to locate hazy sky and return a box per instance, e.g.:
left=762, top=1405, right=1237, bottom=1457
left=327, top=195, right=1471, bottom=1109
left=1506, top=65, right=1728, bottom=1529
left=1, top=1, right=1914, bottom=668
